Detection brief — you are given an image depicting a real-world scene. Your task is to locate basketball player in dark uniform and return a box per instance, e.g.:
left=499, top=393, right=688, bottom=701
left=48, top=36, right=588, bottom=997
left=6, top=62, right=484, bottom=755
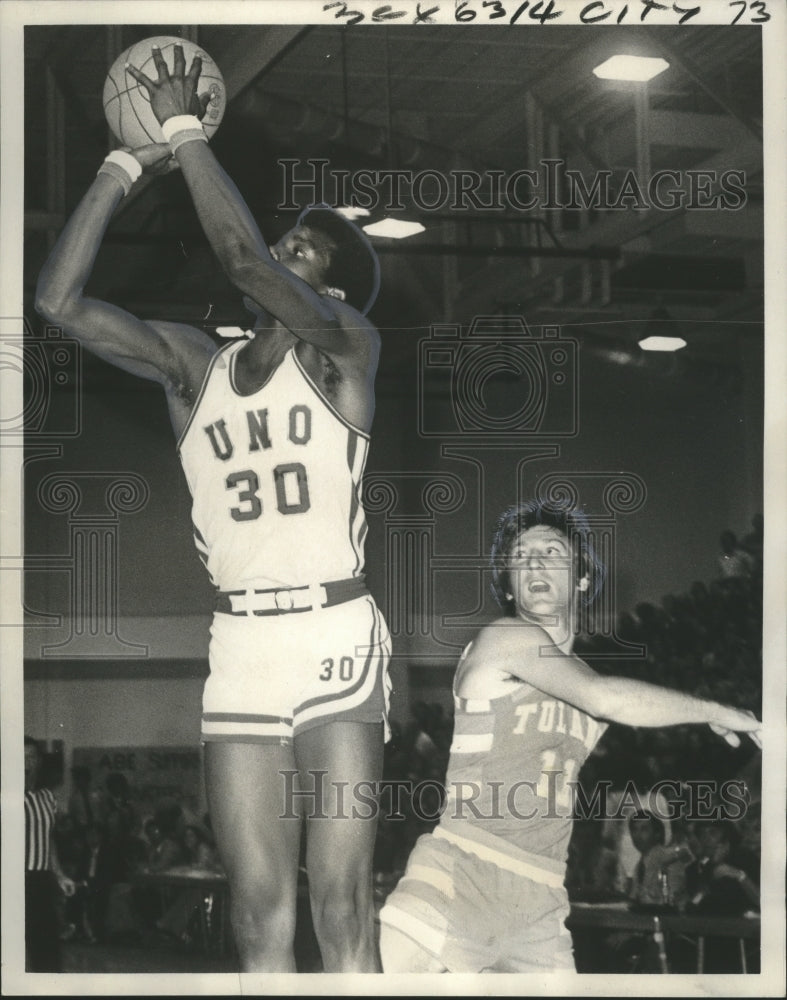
left=36, top=45, right=390, bottom=973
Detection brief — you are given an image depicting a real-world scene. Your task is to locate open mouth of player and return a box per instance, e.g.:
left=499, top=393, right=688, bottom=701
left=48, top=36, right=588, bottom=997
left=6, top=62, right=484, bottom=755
left=528, top=580, right=551, bottom=594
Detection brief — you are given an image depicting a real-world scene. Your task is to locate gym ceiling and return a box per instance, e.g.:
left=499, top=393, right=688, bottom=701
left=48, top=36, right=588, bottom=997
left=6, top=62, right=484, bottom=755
left=23, top=23, right=764, bottom=380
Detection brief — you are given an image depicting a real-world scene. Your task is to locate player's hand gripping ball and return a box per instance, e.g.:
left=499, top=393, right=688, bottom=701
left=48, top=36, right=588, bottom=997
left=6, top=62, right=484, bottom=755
left=103, top=36, right=225, bottom=148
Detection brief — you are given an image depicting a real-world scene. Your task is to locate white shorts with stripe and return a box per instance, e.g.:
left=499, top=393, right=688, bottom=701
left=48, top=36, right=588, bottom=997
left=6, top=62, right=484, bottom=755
left=379, top=829, right=575, bottom=973
left=201, top=594, right=391, bottom=744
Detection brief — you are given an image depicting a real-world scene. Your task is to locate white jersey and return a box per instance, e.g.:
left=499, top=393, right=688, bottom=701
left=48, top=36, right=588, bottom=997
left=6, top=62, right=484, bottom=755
left=178, top=341, right=369, bottom=590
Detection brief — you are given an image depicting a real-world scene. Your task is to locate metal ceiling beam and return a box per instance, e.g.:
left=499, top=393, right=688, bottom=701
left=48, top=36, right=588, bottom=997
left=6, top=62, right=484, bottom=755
left=634, top=27, right=763, bottom=143
left=614, top=110, right=754, bottom=152
left=374, top=244, right=620, bottom=259
left=536, top=99, right=613, bottom=175
left=210, top=26, right=307, bottom=101
left=453, top=134, right=763, bottom=319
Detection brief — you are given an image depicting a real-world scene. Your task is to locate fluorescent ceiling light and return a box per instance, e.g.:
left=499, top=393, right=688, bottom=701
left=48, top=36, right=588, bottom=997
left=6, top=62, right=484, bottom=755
left=335, top=205, right=371, bottom=220
left=362, top=218, right=425, bottom=239
left=593, top=55, right=669, bottom=82
left=638, top=336, right=687, bottom=352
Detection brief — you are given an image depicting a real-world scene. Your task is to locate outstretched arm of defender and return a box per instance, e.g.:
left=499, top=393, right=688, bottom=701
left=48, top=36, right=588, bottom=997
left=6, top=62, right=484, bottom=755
left=35, top=145, right=215, bottom=391
left=469, top=621, right=762, bottom=748
left=126, top=47, right=362, bottom=353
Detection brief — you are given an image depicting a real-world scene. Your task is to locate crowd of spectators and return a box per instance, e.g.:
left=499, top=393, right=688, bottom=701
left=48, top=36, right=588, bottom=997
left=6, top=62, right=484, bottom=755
left=53, top=775, right=221, bottom=950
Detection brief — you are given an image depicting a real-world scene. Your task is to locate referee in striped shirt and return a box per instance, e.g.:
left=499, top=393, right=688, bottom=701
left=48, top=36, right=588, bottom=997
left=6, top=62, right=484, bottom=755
left=24, top=736, right=75, bottom=972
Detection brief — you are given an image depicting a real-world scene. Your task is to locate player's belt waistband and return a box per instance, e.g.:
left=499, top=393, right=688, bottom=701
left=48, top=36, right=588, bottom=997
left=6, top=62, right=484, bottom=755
left=215, top=577, right=368, bottom=616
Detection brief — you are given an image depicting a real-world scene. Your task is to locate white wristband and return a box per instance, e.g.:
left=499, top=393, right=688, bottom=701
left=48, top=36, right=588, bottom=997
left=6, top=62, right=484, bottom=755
left=105, top=149, right=142, bottom=182
left=170, top=129, right=209, bottom=153
left=97, top=150, right=142, bottom=195
left=161, top=115, right=206, bottom=144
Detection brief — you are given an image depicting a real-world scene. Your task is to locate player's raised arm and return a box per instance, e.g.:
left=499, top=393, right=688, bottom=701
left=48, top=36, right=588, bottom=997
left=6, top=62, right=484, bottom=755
left=35, top=144, right=215, bottom=393
left=467, top=620, right=762, bottom=748
left=125, top=45, right=377, bottom=357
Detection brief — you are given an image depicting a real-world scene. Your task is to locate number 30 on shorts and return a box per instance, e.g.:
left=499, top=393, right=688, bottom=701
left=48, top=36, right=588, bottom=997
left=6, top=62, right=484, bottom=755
left=319, top=656, right=355, bottom=682
left=226, top=464, right=310, bottom=521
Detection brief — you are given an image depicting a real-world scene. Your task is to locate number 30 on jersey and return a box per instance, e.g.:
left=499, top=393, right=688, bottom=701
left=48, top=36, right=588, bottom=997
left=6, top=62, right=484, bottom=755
left=226, top=463, right=310, bottom=521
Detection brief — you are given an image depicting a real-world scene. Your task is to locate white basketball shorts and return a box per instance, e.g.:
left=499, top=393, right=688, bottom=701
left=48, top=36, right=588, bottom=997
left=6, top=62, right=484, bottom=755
left=201, top=594, right=391, bottom=744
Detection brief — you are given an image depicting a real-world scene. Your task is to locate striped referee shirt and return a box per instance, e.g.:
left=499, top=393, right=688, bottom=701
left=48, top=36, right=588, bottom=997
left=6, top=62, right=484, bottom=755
left=25, top=787, right=56, bottom=871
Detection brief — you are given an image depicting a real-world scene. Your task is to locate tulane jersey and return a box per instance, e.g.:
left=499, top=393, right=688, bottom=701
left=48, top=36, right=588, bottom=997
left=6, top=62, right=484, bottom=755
left=178, top=342, right=369, bottom=590
left=439, top=644, right=608, bottom=881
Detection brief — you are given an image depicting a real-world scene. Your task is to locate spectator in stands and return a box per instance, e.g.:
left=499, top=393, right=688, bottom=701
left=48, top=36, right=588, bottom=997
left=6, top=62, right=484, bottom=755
left=683, top=819, right=760, bottom=973
left=742, top=513, right=763, bottom=570
left=142, top=812, right=185, bottom=873
left=103, top=772, right=135, bottom=826
left=62, top=821, right=105, bottom=944
left=565, top=818, right=623, bottom=902
left=68, top=765, right=98, bottom=830
left=627, top=810, right=689, bottom=909
left=154, top=824, right=222, bottom=947
left=404, top=701, right=438, bottom=763
left=182, top=823, right=221, bottom=871
left=718, top=530, right=755, bottom=580
left=685, top=820, right=760, bottom=915
left=737, top=800, right=762, bottom=862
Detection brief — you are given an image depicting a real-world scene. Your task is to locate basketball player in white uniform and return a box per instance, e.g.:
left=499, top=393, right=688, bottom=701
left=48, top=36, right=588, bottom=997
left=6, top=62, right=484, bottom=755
left=37, top=46, right=390, bottom=973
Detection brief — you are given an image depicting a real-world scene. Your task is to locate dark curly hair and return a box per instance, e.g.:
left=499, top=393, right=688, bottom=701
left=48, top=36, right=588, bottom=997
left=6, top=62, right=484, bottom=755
left=490, top=498, right=604, bottom=616
left=297, top=205, right=380, bottom=315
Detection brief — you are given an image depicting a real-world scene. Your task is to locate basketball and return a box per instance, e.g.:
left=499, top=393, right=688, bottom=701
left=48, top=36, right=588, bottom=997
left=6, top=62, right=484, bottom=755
left=102, top=36, right=226, bottom=149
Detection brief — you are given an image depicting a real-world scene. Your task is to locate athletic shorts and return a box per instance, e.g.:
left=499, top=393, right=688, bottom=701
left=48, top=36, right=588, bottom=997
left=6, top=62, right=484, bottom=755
left=201, top=594, right=391, bottom=744
left=379, top=830, right=575, bottom=973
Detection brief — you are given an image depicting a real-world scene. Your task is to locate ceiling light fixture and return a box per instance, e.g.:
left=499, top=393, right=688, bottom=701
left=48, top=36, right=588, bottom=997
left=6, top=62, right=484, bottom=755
left=335, top=205, right=371, bottom=221
left=638, top=335, right=687, bottom=352
left=362, top=218, right=425, bottom=239
left=593, top=55, right=670, bottom=82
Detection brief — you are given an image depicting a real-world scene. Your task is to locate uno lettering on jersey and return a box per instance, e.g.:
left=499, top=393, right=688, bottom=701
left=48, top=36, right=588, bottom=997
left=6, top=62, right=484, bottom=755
left=178, top=343, right=369, bottom=590
left=203, top=404, right=313, bottom=460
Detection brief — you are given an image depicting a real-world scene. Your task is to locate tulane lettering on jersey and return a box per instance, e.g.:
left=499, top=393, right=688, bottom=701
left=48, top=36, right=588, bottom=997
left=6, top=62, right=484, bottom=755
left=178, top=343, right=369, bottom=590
left=511, top=698, right=605, bottom=752
left=441, top=681, right=608, bottom=873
